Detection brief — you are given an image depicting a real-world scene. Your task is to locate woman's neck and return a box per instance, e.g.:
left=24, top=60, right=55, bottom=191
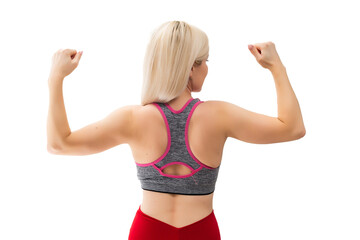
left=167, top=91, right=193, bottom=109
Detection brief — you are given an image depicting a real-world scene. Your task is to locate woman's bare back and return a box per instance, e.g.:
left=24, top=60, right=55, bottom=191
left=129, top=100, right=226, bottom=228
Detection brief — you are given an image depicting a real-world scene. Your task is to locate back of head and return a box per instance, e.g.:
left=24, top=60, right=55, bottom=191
left=141, top=20, right=209, bottom=106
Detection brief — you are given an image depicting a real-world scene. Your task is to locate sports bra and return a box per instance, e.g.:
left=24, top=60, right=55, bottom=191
left=135, top=97, right=221, bottom=195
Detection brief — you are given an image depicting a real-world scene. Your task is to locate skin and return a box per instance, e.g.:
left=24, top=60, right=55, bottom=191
left=47, top=43, right=305, bottom=228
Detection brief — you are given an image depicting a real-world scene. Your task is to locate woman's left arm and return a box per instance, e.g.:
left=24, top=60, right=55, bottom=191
left=47, top=49, right=137, bottom=155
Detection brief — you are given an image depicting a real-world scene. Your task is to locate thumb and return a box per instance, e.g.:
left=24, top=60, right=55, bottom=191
left=248, top=44, right=261, bottom=59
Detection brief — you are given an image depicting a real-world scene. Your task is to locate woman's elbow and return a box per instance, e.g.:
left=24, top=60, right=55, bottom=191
left=47, top=142, right=63, bottom=155
left=297, top=128, right=306, bottom=139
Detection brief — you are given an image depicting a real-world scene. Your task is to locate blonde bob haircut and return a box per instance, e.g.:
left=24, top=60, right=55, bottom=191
left=141, top=20, right=209, bottom=106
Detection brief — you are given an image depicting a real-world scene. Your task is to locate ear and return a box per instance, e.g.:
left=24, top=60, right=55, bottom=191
left=189, top=66, right=194, bottom=78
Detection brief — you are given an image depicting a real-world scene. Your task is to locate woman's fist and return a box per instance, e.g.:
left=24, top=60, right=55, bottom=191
left=49, top=49, right=83, bottom=79
left=248, top=42, right=283, bottom=71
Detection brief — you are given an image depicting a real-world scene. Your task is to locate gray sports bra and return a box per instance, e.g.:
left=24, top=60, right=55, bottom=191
left=135, top=97, right=221, bottom=195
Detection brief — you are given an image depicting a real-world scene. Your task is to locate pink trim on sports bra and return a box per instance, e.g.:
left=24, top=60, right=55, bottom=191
left=185, top=101, right=217, bottom=169
left=160, top=161, right=195, bottom=171
left=153, top=163, right=202, bottom=178
left=135, top=103, right=171, bottom=167
left=135, top=98, right=217, bottom=179
left=165, top=97, right=195, bottom=114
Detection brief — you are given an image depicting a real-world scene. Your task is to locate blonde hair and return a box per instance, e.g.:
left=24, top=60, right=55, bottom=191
left=141, top=20, right=209, bottom=106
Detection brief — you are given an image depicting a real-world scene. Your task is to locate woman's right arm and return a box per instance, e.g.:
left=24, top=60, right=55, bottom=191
left=218, top=42, right=305, bottom=144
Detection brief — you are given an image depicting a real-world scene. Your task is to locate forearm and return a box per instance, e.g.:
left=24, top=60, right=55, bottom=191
left=271, top=65, right=306, bottom=133
left=47, top=75, right=71, bottom=151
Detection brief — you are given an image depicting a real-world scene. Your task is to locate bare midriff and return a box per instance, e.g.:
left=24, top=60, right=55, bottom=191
left=140, top=190, right=214, bottom=228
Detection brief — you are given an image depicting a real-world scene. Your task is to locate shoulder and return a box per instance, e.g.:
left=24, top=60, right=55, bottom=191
left=130, top=103, right=162, bottom=129
left=106, top=104, right=142, bottom=136
left=111, top=104, right=142, bottom=123
left=131, top=103, right=157, bottom=119
left=198, top=100, right=242, bottom=117
left=196, top=100, right=228, bottom=117
left=196, top=100, right=234, bottom=136
left=191, top=100, right=229, bottom=134
left=198, top=100, right=224, bottom=107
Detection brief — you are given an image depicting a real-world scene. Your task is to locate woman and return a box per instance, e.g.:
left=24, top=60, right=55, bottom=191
left=47, top=21, right=306, bottom=240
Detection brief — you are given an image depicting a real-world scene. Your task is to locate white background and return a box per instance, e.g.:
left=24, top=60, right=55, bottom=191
left=1, top=0, right=359, bottom=239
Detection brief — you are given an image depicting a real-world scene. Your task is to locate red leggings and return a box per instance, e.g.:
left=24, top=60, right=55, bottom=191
left=128, top=205, right=221, bottom=240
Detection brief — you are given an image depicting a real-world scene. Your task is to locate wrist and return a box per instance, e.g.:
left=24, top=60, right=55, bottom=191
left=48, top=73, right=64, bottom=86
left=270, top=64, right=286, bottom=75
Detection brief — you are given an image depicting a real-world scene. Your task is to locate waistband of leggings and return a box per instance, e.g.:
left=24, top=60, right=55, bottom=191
left=137, top=205, right=215, bottom=227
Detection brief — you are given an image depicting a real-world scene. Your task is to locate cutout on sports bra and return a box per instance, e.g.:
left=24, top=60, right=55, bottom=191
left=161, top=164, right=192, bottom=176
